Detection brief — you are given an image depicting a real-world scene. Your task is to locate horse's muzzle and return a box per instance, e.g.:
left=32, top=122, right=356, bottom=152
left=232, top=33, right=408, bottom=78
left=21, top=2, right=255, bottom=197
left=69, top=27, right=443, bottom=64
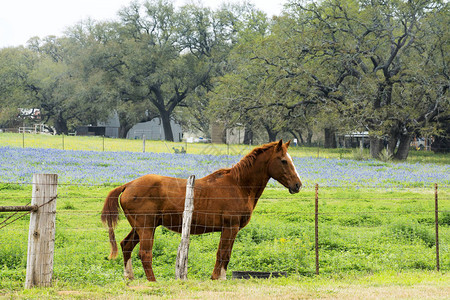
left=289, top=183, right=302, bottom=194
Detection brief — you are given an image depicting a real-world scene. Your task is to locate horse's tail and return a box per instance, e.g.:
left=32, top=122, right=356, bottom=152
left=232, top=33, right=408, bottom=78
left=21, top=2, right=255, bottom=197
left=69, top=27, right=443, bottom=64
left=101, top=184, right=128, bottom=259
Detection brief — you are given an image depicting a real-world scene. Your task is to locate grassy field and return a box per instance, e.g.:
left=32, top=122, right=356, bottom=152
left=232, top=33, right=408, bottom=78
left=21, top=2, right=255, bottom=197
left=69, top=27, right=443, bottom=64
left=0, top=134, right=449, bottom=299
left=1, top=132, right=449, bottom=164
left=1, top=185, right=448, bottom=298
left=4, top=272, right=450, bottom=299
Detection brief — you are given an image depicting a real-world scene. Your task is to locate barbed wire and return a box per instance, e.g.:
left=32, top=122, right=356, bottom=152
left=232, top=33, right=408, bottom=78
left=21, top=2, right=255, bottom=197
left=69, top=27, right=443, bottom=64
left=0, top=211, right=31, bottom=230
left=1, top=180, right=448, bottom=230
left=1, top=202, right=448, bottom=218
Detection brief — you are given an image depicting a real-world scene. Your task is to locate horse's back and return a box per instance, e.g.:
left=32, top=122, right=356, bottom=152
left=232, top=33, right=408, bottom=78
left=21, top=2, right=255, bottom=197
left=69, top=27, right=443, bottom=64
left=120, top=174, right=187, bottom=213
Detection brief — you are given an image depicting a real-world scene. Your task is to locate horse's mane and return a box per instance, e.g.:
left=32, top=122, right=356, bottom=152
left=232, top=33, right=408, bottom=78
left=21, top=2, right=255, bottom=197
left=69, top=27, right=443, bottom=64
left=230, top=141, right=278, bottom=183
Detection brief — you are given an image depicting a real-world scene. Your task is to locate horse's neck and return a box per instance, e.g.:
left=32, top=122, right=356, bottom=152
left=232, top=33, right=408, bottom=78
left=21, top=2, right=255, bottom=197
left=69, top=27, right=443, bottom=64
left=236, top=155, right=270, bottom=206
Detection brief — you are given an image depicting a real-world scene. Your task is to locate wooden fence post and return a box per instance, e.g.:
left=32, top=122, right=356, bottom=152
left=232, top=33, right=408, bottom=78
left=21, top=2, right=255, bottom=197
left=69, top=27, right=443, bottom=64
left=143, top=135, right=146, bottom=153
left=25, top=174, right=58, bottom=288
left=315, top=183, right=319, bottom=275
left=435, top=183, right=440, bottom=272
left=175, top=175, right=195, bottom=280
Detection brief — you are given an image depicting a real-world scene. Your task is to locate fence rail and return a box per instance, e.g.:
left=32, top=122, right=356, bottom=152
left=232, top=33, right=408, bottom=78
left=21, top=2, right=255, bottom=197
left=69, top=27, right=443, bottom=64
left=0, top=205, right=37, bottom=212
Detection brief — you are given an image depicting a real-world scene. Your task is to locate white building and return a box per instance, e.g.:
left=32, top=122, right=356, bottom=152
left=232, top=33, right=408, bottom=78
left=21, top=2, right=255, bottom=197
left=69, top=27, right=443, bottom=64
left=126, top=118, right=183, bottom=142
left=78, top=112, right=183, bottom=141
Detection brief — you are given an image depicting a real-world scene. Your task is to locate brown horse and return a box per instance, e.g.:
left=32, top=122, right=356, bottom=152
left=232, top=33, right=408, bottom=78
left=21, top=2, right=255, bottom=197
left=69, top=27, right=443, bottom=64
left=101, top=140, right=302, bottom=281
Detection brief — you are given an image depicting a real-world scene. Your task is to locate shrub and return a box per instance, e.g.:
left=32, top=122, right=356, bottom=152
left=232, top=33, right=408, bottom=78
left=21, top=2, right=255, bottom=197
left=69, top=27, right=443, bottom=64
left=439, top=211, right=450, bottom=226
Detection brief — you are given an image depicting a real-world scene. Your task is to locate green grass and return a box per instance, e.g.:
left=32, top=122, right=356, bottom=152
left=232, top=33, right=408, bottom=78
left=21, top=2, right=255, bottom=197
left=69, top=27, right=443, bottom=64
left=2, top=271, right=449, bottom=299
left=1, top=132, right=449, bottom=164
left=0, top=185, right=448, bottom=297
left=0, top=134, right=449, bottom=298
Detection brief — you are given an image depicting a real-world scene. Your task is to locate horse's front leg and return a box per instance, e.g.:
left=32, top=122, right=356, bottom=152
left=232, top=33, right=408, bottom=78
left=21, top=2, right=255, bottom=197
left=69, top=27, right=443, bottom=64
left=211, top=225, right=239, bottom=280
left=120, top=229, right=140, bottom=280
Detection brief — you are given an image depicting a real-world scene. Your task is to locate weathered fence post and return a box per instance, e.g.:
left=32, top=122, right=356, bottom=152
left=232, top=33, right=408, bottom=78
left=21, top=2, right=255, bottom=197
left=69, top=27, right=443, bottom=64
left=143, top=135, right=146, bottom=153
left=25, top=174, right=58, bottom=288
left=435, top=183, right=440, bottom=272
left=175, top=175, right=195, bottom=279
left=315, top=183, right=319, bottom=275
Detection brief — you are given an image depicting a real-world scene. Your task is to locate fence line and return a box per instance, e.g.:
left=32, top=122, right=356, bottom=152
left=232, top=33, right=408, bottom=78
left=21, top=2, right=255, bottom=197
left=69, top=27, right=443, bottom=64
left=0, top=179, right=448, bottom=284
left=2, top=132, right=449, bottom=166
left=2, top=180, right=449, bottom=189
left=0, top=133, right=255, bottom=156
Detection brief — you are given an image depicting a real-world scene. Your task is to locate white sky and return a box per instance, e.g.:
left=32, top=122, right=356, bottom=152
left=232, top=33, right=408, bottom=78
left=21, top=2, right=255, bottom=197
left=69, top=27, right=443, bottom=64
left=0, top=0, right=287, bottom=48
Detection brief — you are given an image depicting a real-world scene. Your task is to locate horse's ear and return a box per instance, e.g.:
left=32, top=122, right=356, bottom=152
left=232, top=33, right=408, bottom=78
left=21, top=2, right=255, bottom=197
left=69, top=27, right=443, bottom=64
left=285, top=140, right=291, bottom=148
left=276, top=139, right=283, bottom=152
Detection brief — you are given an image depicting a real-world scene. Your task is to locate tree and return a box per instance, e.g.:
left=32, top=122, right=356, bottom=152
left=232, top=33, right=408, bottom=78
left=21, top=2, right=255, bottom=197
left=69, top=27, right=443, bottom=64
left=175, top=2, right=254, bottom=137
left=0, top=47, right=37, bottom=127
left=108, top=0, right=225, bottom=141
left=409, top=4, right=449, bottom=154
left=279, top=0, right=448, bottom=158
left=24, top=36, right=114, bottom=134
left=208, top=6, right=296, bottom=143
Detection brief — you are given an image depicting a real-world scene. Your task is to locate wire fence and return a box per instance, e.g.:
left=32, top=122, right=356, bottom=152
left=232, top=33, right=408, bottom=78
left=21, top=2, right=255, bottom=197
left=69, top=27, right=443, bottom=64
left=0, top=132, right=255, bottom=156
left=2, top=132, right=448, bottom=165
left=0, top=179, right=449, bottom=285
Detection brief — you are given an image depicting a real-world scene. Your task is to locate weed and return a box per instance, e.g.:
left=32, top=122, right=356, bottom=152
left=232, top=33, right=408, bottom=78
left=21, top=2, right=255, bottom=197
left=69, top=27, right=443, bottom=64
left=352, top=149, right=368, bottom=160
left=62, top=201, right=75, bottom=210
left=379, top=149, right=393, bottom=162
left=388, top=220, right=435, bottom=247
left=440, top=211, right=450, bottom=226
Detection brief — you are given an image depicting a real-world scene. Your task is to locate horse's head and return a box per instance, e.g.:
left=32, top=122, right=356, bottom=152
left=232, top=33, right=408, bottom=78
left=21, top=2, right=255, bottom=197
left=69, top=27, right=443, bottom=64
left=268, top=140, right=302, bottom=194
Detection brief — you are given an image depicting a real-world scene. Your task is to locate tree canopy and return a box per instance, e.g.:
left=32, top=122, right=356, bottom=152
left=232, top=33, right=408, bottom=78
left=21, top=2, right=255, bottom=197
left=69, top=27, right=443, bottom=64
left=0, top=0, right=448, bottom=159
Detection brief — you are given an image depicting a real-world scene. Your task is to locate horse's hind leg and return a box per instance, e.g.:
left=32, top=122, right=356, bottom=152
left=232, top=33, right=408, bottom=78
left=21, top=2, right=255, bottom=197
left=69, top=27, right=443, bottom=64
left=211, top=226, right=239, bottom=280
left=137, top=227, right=156, bottom=281
left=120, top=229, right=139, bottom=280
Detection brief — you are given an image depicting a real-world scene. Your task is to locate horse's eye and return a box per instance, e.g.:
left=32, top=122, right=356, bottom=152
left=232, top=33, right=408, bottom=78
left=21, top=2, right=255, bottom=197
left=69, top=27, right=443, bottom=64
left=281, top=159, right=288, bottom=165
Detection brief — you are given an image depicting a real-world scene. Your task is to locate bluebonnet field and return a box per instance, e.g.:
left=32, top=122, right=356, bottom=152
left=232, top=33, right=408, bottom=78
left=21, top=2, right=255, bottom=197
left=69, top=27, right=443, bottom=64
left=0, top=146, right=448, bottom=188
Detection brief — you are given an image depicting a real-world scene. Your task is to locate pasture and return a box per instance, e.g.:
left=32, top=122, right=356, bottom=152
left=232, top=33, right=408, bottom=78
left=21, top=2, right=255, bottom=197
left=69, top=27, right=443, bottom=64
left=1, top=132, right=449, bottom=164
left=0, top=134, right=449, bottom=299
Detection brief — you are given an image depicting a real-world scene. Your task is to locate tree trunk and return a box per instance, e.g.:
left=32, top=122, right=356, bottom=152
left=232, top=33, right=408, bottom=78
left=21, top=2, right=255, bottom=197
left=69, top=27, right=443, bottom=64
left=54, top=114, right=68, bottom=135
left=297, top=132, right=305, bottom=144
left=324, top=127, right=336, bottom=148
left=370, top=136, right=383, bottom=159
left=306, top=129, right=313, bottom=146
left=243, top=129, right=253, bottom=145
left=117, top=112, right=133, bottom=139
left=393, top=133, right=412, bottom=160
left=118, top=126, right=130, bottom=139
left=265, top=126, right=278, bottom=142
left=160, top=111, right=174, bottom=142
left=289, top=130, right=304, bottom=144
left=387, top=136, right=397, bottom=157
